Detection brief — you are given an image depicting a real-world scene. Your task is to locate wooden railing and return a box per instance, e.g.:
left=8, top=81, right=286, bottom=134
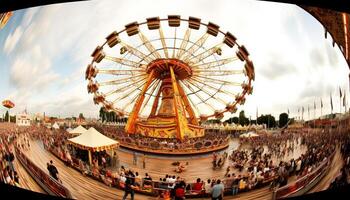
left=14, top=147, right=73, bottom=199
left=273, top=150, right=336, bottom=199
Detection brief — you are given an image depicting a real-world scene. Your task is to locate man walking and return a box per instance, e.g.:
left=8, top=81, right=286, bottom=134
left=122, top=171, right=136, bottom=200
left=142, top=154, right=146, bottom=169
left=133, top=152, right=137, bottom=165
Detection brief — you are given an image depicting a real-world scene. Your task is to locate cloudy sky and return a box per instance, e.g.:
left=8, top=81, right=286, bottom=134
left=0, top=0, right=349, bottom=121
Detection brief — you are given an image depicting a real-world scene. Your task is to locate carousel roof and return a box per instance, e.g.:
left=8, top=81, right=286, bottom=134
left=68, top=127, right=119, bottom=152
left=68, top=125, right=87, bottom=136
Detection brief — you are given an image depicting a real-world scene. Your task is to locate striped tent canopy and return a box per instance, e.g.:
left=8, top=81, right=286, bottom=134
left=68, top=127, right=119, bottom=152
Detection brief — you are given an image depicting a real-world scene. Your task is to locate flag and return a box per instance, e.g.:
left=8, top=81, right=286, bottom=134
left=330, top=93, right=333, bottom=111
left=343, top=93, right=346, bottom=107
left=321, top=98, right=323, bottom=108
left=314, top=101, right=316, bottom=110
left=256, top=107, right=258, bottom=119
left=340, top=87, right=342, bottom=98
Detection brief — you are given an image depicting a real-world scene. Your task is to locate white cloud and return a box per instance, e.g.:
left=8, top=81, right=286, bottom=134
left=4, top=26, right=23, bottom=54
left=9, top=45, right=59, bottom=95
left=2, top=0, right=350, bottom=120
left=21, top=7, right=38, bottom=27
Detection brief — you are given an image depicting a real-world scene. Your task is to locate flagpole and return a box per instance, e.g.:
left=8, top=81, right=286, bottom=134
left=339, top=87, right=342, bottom=114
left=321, top=98, right=323, bottom=118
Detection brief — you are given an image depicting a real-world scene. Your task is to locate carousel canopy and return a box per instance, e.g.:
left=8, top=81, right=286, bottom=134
left=68, top=125, right=87, bottom=136
left=68, top=127, right=119, bottom=152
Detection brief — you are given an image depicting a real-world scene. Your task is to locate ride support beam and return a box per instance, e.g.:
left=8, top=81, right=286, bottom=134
left=125, top=70, right=155, bottom=133
left=149, top=84, right=162, bottom=117
left=169, top=67, right=190, bottom=140
left=177, top=80, right=198, bottom=125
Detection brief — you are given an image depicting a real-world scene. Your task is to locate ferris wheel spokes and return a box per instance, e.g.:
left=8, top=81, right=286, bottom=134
left=176, top=28, right=191, bottom=59
left=180, top=80, right=216, bottom=111
left=138, top=31, right=162, bottom=59
left=192, top=75, right=242, bottom=86
left=104, top=55, right=146, bottom=68
left=185, top=79, right=228, bottom=106
left=104, top=77, right=147, bottom=97
left=193, top=69, right=245, bottom=76
left=190, top=77, right=238, bottom=98
left=97, top=74, right=147, bottom=87
left=191, top=57, right=239, bottom=69
left=158, top=27, right=169, bottom=58
left=189, top=43, right=224, bottom=65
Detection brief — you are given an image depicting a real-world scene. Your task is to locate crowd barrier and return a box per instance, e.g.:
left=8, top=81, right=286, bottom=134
left=272, top=150, right=336, bottom=199
left=14, top=146, right=73, bottom=199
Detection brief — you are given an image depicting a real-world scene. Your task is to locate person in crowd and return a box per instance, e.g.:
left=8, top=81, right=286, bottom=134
left=205, top=179, right=212, bottom=194
left=134, top=172, right=141, bottom=187
left=142, top=154, right=146, bottom=169
left=174, top=181, right=186, bottom=200
left=48, top=160, right=60, bottom=182
left=143, top=173, right=152, bottom=188
left=133, top=152, right=137, bottom=166
left=211, top=179, right=224, bottom=200
left=192, top=178, right=203, bottom=194
left=122, top=171, right=136, bottom=200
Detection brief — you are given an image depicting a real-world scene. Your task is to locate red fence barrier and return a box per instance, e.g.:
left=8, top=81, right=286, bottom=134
left=14, top=147, right=73, bottom=199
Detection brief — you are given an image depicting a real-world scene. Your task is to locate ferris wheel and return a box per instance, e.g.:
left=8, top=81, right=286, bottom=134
left=86, top=15, right=254, bottom=139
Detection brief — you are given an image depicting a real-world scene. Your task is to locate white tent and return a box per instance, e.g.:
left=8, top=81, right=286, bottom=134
left=52, top=122, right=59, bottom=129
left=239, top=131, right=259, bottom=138
left=68, top=125, right=87, bottom=136
left=68, top=127, right=118, bottom=151
left=68, top=127, right=119, bottom=165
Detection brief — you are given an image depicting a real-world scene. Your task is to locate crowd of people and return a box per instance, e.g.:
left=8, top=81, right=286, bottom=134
left=0, top=123, right=21, bottom=187
left=329, top=124, right=350, bottom=189
left=2, top=120, right=350, bottom=199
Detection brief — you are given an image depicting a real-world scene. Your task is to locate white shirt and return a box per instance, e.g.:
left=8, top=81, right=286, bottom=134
left=120, top=176, right=126, bottom=183
left=296, top=160, right=302, bottom=171
left=205, top=183, right=212, bottom=194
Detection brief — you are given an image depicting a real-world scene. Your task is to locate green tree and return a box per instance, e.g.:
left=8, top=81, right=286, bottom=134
left=10, top=115, right=16, bottom=123
left=225, top=117, right=239, bottom=124
left=79, top=113, right=85, bottom=119
left=99, top=107, right=106, bottom=122
left=279, top=113, right=289, bottom=128
left=257, top=114, right=276, bottom=128
left=4, top=111, right=9, bottom=122
left=207, top=119, right=221, bottom=124
left=238, top=111, right=249, bottom=126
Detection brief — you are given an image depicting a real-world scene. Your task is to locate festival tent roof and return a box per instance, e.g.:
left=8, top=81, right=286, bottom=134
left=52, top=122, right=59, bottom=129
left=239, top=131, right=259, bottom=138
left=68, top=127, right=119, bottom=151
left=68, top=125, right=87, bottom=136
